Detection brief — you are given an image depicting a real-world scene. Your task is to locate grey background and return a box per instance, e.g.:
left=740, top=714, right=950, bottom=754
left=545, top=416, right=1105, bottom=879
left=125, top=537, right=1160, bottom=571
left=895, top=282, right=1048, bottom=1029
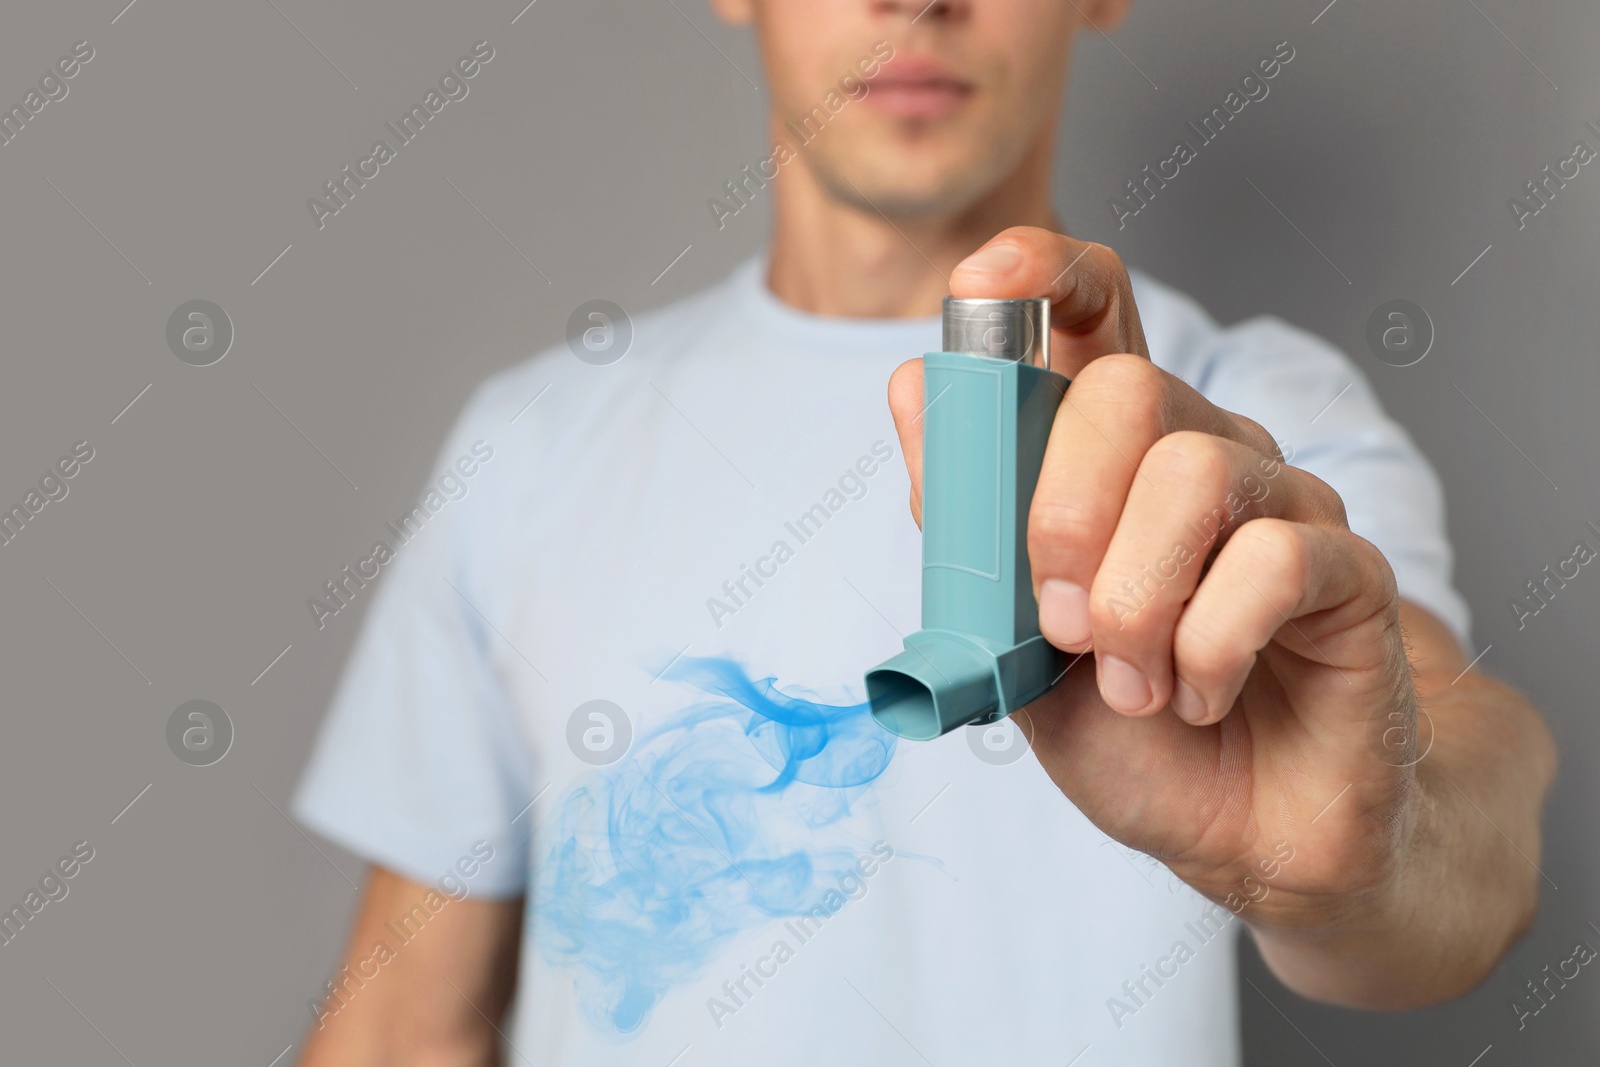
left=0, top=0, right=1593, bottom=1063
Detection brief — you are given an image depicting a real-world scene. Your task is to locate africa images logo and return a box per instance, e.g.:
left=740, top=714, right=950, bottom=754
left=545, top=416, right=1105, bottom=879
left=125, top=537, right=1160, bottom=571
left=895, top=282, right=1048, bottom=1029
left=1109, top=40, right=1296, bottom=229
left=307, top=42, right=496, bottom=230
left=707, top=41, right=895, bottom=232
left=705, top=441, right=895, bottom=629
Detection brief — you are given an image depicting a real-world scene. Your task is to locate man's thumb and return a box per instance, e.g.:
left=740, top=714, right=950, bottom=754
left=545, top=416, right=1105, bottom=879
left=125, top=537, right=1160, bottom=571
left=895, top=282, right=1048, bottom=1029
left=887, top=358, right=926, bottom=528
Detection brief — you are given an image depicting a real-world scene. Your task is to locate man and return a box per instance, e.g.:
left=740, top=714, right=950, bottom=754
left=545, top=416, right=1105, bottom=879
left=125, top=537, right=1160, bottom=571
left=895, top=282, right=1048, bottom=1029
left=294, top=0, right=1554, bottom=1063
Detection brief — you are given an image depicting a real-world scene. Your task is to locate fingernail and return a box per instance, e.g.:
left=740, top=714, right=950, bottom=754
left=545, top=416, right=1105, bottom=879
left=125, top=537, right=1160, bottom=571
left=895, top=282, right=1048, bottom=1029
left=1099, top=655, right=1151, bottom=714
left=1038, top=580, right=1091, bottom=648
left=958, top=242, right=1022, bottom=277
left=1171, top=679, right=1208, bottom=725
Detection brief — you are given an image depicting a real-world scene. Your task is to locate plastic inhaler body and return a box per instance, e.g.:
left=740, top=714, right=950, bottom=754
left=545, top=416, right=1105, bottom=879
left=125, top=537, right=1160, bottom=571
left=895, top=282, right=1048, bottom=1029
left=866, top=297, right=1069, bottom=740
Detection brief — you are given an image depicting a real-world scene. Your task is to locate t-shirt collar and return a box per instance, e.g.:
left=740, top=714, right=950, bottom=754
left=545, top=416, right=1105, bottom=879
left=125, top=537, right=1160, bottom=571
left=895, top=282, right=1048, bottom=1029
left=729, top=254, right=941, bottom=352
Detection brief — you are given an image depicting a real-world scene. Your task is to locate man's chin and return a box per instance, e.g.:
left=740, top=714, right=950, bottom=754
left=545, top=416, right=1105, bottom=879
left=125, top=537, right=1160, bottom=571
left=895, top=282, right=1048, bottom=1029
left=819, top=154, right=994, bottom=222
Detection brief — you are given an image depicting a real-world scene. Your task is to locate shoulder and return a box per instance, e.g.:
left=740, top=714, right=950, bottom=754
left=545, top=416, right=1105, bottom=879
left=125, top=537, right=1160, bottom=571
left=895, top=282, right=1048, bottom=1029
left=1129, top=269, right=1472, bottom=646
left=1130, top=268, right=1362, bottom=425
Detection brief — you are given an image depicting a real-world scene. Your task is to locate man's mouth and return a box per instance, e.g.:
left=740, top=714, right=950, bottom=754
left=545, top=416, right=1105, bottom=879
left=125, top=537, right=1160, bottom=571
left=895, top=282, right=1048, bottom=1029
left=862, top=56, right=974, bottom=120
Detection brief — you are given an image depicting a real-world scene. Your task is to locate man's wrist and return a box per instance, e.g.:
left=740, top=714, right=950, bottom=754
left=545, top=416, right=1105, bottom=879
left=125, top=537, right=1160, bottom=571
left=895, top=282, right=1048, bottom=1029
left=1242, top=737, right=1539, bottom=1010
left=1239, top=802, right=1428, bottom=1008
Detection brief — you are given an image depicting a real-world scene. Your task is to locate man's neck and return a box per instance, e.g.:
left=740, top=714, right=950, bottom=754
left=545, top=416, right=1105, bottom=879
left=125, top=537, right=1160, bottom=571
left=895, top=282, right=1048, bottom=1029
left=765, top=135, right=1060, bottom=320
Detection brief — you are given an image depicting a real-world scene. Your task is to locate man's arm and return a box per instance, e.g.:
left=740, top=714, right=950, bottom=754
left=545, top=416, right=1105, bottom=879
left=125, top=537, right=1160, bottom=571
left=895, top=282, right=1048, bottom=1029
left=1249, top=601, right=1556, bottom=1008
left=298, top=867, right=523, bottom=1067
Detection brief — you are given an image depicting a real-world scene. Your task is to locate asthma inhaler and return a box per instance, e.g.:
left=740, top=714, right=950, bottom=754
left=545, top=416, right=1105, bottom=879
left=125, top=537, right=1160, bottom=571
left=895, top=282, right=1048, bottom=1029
left=866, top=297, right=1069, bottom=740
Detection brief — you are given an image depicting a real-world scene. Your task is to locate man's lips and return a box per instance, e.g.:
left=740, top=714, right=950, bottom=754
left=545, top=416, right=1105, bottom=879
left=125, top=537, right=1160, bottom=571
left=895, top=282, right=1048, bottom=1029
left=862, top=58, right=974, bottom=120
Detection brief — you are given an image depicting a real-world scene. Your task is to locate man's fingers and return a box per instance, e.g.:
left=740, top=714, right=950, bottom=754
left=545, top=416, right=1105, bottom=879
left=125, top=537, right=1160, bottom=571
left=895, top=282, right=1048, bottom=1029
left=1029, top=356, right=1171, bottom=652
left=1028, top=355, right=1285, bottom=654
left=950, top=226, right=1149, bottom=377
left=887, top=358, right=926, bottom=526
left=1172, top=520, right=1399, bottom=728
left=1085, top=433, right=1334, bottom=718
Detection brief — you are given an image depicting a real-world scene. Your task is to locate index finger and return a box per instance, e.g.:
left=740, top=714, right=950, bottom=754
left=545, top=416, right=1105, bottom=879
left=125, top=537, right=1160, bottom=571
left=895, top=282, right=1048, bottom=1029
left=950, top=226, right=1149, bottom=377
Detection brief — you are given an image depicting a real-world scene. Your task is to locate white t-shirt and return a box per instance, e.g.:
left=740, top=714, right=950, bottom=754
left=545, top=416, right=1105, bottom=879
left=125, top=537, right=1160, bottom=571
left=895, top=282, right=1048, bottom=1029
left=294, top=256, right=1467, bottom=1065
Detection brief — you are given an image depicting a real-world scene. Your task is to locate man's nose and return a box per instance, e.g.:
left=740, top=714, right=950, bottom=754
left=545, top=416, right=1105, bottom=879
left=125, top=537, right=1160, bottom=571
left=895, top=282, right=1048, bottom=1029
left=872, top=0, right=971, bottom=25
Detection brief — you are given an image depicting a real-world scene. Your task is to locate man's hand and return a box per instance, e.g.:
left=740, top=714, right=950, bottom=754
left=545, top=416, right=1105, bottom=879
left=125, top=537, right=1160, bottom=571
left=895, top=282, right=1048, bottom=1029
left=887, top=226, right=1556, bottom=1008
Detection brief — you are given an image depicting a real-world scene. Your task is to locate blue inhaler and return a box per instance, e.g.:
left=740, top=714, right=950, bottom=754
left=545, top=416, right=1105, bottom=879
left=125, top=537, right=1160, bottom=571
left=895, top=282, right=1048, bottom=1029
left=867, top=297, right=1069, bottom=740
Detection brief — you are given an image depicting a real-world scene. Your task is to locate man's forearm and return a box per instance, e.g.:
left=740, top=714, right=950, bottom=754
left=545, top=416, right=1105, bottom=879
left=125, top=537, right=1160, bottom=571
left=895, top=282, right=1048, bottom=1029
left=1248, top=664, right=1556, bottom=1008
left=298, top=868, right=522, bottom=1067
left=302, top=1014, right=503, bottom=1067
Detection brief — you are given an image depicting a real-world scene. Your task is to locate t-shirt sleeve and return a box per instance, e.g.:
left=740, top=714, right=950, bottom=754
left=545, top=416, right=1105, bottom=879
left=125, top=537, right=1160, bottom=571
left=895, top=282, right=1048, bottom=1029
left=1186, top=316, right=1473, bottom=650
left=292, top=394, right=534, bottom=898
